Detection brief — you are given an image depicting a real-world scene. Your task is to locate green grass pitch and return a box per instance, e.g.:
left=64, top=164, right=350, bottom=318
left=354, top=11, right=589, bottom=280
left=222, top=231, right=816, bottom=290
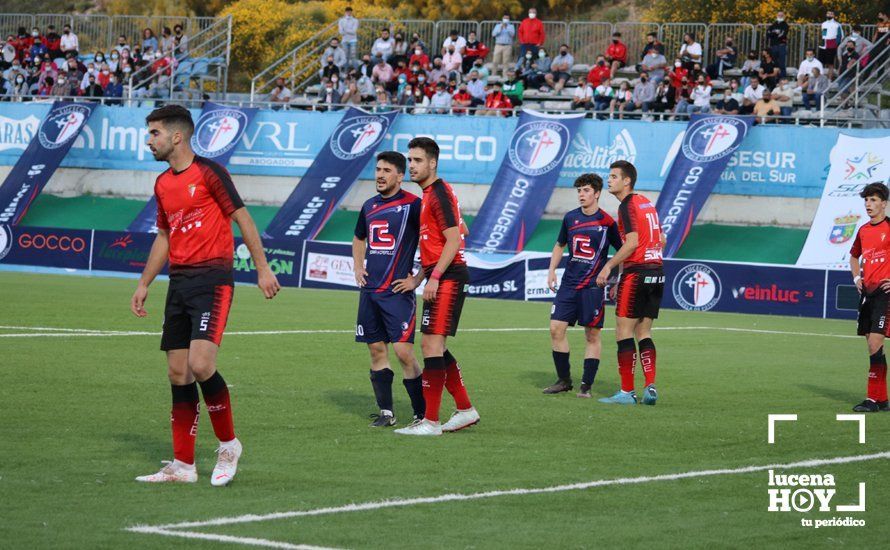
left=2, top=272, right=888, bottom=548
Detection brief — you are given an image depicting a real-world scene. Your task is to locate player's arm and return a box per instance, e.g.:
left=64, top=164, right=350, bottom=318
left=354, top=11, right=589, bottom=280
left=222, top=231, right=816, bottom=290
left=130, top=229, right=170, bottom=317
left=352, top=236, right=367, bottom=287
left=423, top=226, right=462, bottom=302
left=596, top=231, right=638, bottom=287
left=850, top=231, right=863, bottom=293
left=232, top=207, right=281, bottom=299
left=548, top=243, right=565, bottom=292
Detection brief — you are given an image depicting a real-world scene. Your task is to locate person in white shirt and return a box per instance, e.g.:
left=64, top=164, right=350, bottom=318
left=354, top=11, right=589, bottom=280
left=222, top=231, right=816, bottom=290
left=441, top=30, right=467, bottom=56
left=593, top=78, right=614, bottom=118
left=684, top=76, right=712, bottom=114
left=60, top=25, right=78, bottom=55
left=819, top=11, right=844, bottom=74
left=338, top=7, right=359, bottom=68
left=572, top=81, right=593, bottom=110
left=371, top=28, right=395, bottom=64
left=429, top=82, right=453, bottom=113
left=679, top=33, right=702, bottom=71
left=797, top=48, right=824, bottom=88
left=269, top=77, right=292, bottom=109
left=741, top=76, right=765, bottom=114
left=772, top=77, right=795, bottom=117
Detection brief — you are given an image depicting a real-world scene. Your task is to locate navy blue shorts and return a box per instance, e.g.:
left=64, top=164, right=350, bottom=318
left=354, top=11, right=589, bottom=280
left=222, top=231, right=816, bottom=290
left=356, top=290, right=416, bottom=344
left=550, top=286, right=605, bottom=328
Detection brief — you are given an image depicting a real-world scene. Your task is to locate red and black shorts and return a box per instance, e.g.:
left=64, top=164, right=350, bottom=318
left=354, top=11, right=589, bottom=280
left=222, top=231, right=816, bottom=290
left=161, top=272, right=234, bottom=351
left=421, top=278, right=467, bottom=336
left=857, top=291, right=890, bottom=337
left=615, top=269, right=664, bottom=319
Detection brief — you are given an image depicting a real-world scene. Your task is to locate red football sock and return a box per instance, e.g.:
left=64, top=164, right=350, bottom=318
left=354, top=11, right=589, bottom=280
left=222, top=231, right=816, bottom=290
left=638, top=338, right=657, bottom=387
left=868, top=349, right=888, bottom=402
left=199, top=371, right=236, bottom=443
left=444, top=350, right=472, bottom=410
left=171, top=383, right=199, bottom=465
left=617, top=338, right=636, bottom=393
left=422, top=358, right=447, bottom=422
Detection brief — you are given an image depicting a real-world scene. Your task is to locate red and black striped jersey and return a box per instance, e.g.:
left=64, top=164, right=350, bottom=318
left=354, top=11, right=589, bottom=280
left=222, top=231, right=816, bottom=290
left=851, top=218, right=890, bottom=294
left=420, top=178, right=468, bottom=279
left=617, top=193, right=664, bottom=272
left=155, top=156, right=244, bottom=274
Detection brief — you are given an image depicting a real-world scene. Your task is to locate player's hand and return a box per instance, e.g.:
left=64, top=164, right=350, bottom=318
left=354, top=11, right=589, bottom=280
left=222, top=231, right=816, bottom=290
left=354, top=266, right=368, bottom=288
left=258, top=268, right=281, bottom=299
left=596, top=266, right=611, bottom=288
left=856, top=278, right=864, bottom=293
left=131, top=284, right=149, bottom=317
left=423, top=277, right=439, bottom=302
left=609, top=283, right=617, bottom=302
left=547, top=270, right=558, bottom=292
left=391, top=276, right=418, bottom=294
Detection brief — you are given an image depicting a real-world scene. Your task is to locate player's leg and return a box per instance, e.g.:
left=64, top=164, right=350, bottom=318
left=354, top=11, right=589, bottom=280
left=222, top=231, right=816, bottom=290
left=600, top=274, right=639, bottom=405
left=435, top=280, right=478, bottom=432
left=394, top=332, right=447, bottom=435
left=379, top=291, right=425, bottom=422
left=635, top=317, right=658, bottom=405
left=856, top=331, right=890, bottom=412
left=578, top=286, right=605, bottom=397
left=358, top=292, right=396, bottom=425
left=545, top=319, right=573, bottom=393
left=392, top=342, right=425, bottom=422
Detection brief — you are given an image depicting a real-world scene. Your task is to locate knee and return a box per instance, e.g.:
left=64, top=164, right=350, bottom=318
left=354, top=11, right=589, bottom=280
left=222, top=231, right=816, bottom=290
left=550, top=323, right=566, bottom=340
left=394, top=346, right=415, bottom=366
left=167, top=364, right=190, bottom=385
left=585, top=329, right=601, bottom=344
left=187, top=358, right=215, bottom=381
left=368, top=342, right=388, bottom=361
left=421, top=338, right=443, bottom=357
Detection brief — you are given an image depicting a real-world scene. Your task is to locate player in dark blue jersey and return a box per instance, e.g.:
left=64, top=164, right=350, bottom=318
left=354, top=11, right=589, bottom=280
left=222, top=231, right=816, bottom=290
left=544, top=173, right=623, bottom=398
left=352, top=151, right=426, bottom=427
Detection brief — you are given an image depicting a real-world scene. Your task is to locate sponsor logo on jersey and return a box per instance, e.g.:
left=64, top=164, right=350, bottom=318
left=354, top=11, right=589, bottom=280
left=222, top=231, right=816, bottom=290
left=672, top=263, right=721, bottom=311
left=330, top=116, right=388, bottom=160
left=38, top=105, right=90, bottom=149
left=680, top=117, right=748, bottom=163
left=192, top=109, right=249, bottom=157
left=508, top=121, right=572, bottom=177
left=0, top=224, right=12, bottom=260
left=843, top=152, right=882, bottom=181
left=828, top=213, right=860, bottom=244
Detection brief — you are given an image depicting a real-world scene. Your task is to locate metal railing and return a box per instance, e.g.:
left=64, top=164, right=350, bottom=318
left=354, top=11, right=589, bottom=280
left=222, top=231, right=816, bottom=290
left=820, top=40, right=890, bottom=125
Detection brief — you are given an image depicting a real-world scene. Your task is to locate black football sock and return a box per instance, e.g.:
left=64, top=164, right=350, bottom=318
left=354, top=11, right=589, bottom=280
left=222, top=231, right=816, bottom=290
left=582, top=358, right=600, bottom=386
left=403, top=375, right=426, bottom=419
left=369, top=368, right=394, bottom=413
left=552, top=351, right=571, bottom=381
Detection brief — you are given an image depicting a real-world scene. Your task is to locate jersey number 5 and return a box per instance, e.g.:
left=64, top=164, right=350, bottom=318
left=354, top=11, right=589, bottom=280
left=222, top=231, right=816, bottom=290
left=369, top=220, right=396, bottom=250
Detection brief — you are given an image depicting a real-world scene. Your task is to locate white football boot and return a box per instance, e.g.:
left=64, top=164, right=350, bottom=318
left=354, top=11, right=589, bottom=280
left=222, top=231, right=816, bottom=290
left=211, top=438, right=242, bottom=487
left=441, top=408, right=480, bottom=432
left=394, top=418, right=442, bottom=436
left=135, top=460, right=197, bottom=483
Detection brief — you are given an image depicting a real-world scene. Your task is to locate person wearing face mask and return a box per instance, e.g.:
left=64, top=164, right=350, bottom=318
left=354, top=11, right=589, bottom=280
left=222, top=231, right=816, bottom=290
left=605, top=32, right=627, bottom=79
left=757, top=49, right=780, bottom=89
left=502, top=68, right=524, bottom=107
left=740, top=50, right=760, bottom=90
left=108, top=50, right=120, bottom=73
left=713, top=87, right=740, bottom=115
left=396, top=83, right=416, bottom=111
left=593, top=77, right=614, bottom=119
left=797, top=48, right=823, bottom=88
left=372, top=28, right=395, bottom=64
left=60, top=25, right=78, bottom=57
left=114, top=35, right=130, bottom=54
left=390, top=32, right=409, bottom=65
left=874, top=11, right=890, bottom=59
left=442, top=45, right=462, bottom=82
left=707, top=36, right=737, bottom=80
left=372, top=57, right=395, bottom=92
left=51, top=73, right=72, bottom=97
left=85, top=74, right=104, bottom=99
left=464, top=69, right=486, bottom=108
left=839, top=25, right=873, bottom=65
left=586, top=55, right=611, bottom=87
left=468, top=58, right=490, bottom=85
left=819, top=11, right=844, bottom=75
left=518, top=8, right=545, bottom=60
left=428, top=57, right=446, bottom=82
left=461, top=32, right=489, bottom=74
left=451, top=82, right=473, bottom=115
left=678, top=32, right=702, bottom=71
left=410, top=45, right=430, bottom=69
left=160, top=27, right=174, bottom=55
left=96, top=63, right=112, bottom=87
left=492, top=14, right=515, bottom=78
left=29, top=37, right=47, bottom=60
left=322, top=55, right=341, bottom=80
left=668, top=58, right=688, bottom=92
left=544, top=44, right=573, bottom=94
left=516, top=48, right=535, bottom=79
left=651, top=79, right=675, bottom=116
left=9, top=72, right=30, bottom=100
left=330, top=73, right=345, bottom=95
left=3, top=59, right=26, bottom=83
left=80, top=63, right=98, bottom=91
left=766, top=11, right=789, bottom=77
left=338, top=7, right=359, bottom=69
left=318, top=77, right=343, bottom=112
left=623, top=71, right=656, bottom=120
left=526, top=48, right=551, bottom=90
left=639, top=46, right=667, bottom=83
left=321, top=38, right=347, bottom=74
left=340, top=76, right=360, bottom=106
left=772, top=77, right=795, bottom=118
left=442, top=29, right=466, bottom=57
left=412, top=83, right=431, bottom=114
left=570, top=78, right=594, bottom=111
left=478, top=82, right=512, bottom=117
left=173, top=24, right=188, bottom=57
left=837, top=41, right=861, bottom=92
left=740, top=76, right=764, bottom=115
left=44, top=25, right=61, bottom=58
left=803, top=67, right=829, bottom=110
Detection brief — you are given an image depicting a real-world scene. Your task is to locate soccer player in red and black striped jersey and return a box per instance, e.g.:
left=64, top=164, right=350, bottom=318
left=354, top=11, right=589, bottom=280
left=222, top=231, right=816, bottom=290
left=393, top=137, right=480, bottom=435
left=596, top=160, right=665, bottom=406
left=849, top=182, right=890, bottom=413
left=130, top=105, right=281, bottom=485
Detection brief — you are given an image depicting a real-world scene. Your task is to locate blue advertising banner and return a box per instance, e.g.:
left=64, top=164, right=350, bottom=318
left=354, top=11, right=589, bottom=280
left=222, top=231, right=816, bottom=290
left=466, top=110, right=584, bottom=253
left=263, top=107, right=398, bottom=241
left=128, top=102, right=259, bottom=233
left=232, top=237, right=302, bottom=288
left=466, top=254, right=525, bottom=300
left=91, top=230, right=156, bottom=273
left=656, top=115, right=753, bottom=258
left=0, top=224, right=91, bottom=269
left=0, top=102, right=96, bottom=225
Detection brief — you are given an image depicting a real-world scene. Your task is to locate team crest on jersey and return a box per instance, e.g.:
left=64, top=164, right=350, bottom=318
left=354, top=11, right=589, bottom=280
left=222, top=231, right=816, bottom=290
left=508, top=121, right=572, bottom=176
left=330, top=116, right=388, bottom=160
left=681, top=117, right=748, bottom=163
left=672, top=263, right=721, bottom=311
left=0, top=224, right=12, bottom=261
left=828, top=213, right=860, bottom=244
left=192, top=109, right=249, bottom=157
left=38, top=105, right=90, bottom=149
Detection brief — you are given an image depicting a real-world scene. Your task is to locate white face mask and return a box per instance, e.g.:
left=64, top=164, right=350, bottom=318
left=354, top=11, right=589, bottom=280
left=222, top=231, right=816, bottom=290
left=674, top=61, right=682, bottom=68
left=503, top=17, right=509, bottom=23
left=528, top=12, right=536, bottom=19
left=777, top=17, right=784, bottom=22
left=415, top=49, right=422, bottom=55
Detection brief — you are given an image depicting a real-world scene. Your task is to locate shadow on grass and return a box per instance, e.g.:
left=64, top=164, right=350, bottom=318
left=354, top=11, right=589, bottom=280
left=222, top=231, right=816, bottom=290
left=112, top=432, right=170, bottom=462
left=798, top=383, right=860, bottom=405
left=323, top=388, right=373, bottom=418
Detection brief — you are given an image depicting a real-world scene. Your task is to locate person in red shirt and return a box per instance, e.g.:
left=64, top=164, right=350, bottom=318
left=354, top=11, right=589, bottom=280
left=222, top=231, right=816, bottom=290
left=392, top=137, right=479, bottom=436
left=477, top=82, right=512, bottom=116
left=518, top=7, right=545, bottom=60
left=586, top=55, right=611, bottom=87
left=850, top=183, right=890, bottom=412
left=596, top=160, right=665, bottom=406
left=605, top=31, right=628, bottom=79
left=451, top=82, right=473, bottom=115
left=130, top=105, right=280, bottom=485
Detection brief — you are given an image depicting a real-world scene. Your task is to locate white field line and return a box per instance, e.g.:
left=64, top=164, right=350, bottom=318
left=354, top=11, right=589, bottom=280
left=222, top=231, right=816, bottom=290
left=125, top=451, right=890, bottom=550
left=0, top=326, right=860, bottom=339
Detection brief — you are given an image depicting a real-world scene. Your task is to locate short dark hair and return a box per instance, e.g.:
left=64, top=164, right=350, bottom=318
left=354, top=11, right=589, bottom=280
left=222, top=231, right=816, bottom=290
left=376, top=151, right=406, bottom=174
left=408, top=137, right=439, bottom=161
left=646, top=32, right=657, bottom=38
left=610, top=160, right=637, bottom=188
left=574, top=173, right=603, bottom=192
left=145, top=104, right=194, bottom=135
left=861, top=182, right=889, bottom=201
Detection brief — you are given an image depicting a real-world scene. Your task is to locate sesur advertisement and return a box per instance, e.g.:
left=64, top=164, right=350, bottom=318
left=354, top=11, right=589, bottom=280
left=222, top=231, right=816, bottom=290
left=0, top=104, right=883, bottom=198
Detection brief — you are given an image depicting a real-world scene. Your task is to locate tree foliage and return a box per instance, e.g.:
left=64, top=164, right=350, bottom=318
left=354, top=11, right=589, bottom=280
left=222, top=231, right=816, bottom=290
left=644, top=0, right=883, bottom=24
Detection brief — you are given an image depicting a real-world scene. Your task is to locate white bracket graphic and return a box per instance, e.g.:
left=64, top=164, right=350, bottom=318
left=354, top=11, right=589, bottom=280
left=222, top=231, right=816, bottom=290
left=768, top=414, right=798, bottom=444
left=836, top=414, right=866, bottom=444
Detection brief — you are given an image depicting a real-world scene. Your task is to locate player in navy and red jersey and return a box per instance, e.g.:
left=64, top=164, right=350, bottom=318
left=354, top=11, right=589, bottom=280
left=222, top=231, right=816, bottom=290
left=596, top=160, right=665, bottom=406
left=544, top=174, right=623, bottom=398
left=129, top=105, right=280, bottom=485
left=849, top=182, right=890, bottom=412
left=393, top=137, right=480, bottom=436
left=352, top=151, right=426, bottom=427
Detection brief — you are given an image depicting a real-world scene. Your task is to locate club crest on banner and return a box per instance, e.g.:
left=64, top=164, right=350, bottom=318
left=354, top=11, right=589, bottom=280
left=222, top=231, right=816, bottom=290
left=828, top=213, right=860, bottom=245
left=0, top=224, right=12, bottom=260
left=330, top=117, right=387, bottom=160
left=38, top=104, right=90, bottom=149
left=673, top=263, right=721, bottom=311
left=192, top=109, right=248, bottom=157
left=681, top=117, right=748, bottom=163
left=844, top=152, right=883, bottom=181
left=508, top=121, right=572, bottom=176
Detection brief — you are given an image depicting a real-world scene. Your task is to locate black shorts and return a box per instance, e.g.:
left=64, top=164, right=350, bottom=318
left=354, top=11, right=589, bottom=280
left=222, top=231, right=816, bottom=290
left=818, top=47, right=837, bottom=66
left=857, top=291, right=890, bottom=337
left=421, top=278, right=467, bottom=337
left=615, top=269, right=664, bottom=319
left=161, top=272, right=235, bottom=351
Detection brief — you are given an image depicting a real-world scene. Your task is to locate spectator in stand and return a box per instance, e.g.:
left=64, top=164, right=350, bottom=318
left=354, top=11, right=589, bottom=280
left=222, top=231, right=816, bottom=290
left=667, top=59, right=688, bottom=92
left=758, top=49, right=780, bottom=89
left=29, top=37, right=47, bottom=61
left=322, top=38, right=347, bottom=74
left=452, top=81, right=473, bottom=115
left=610, top=81, right=632, bottom=118
left=80, top=62, right=98, bottom=91
left=372, top=29, right=395, bottom=64
left=478, top=82, right=512, bottom=116
left=8, top=73, right=29, bottom=100
left=741, top=75, right=765, bottom=114
left=357, top=54, right=374, bottom=79
left=14, top=27, right=30, bottom=60
left=442, top=45, right=462, bottom=81
left=518, top=7, right=545, bottom=59
left=408, top=32, right=428, bottom=56
left=465, top=69, right=486, bottom=108
left=641, top=32, right=665, bottom=58
left=37, top=59, right=57, bottom=89
left=342, top=76, right=362, bottom=106
left=442, top=29, right=467, bottom=56
left=586, top=55, right=611, bottom=87
left=373, top=85, right=392, bottom=112
left=142, top=28, right=159, bottom=56
left=173, top=24, right=188, bottom=57
left=639, top=46, right=667, bottom=83
left=707, top=36, right=737, bottom=80
left=516, top=49, right=535, bottom=80
left=874, top=10, right=890, bottom=59
left=63, top=57, right=84, bottom=86
left=319, top=78, right=343, bottom=111
left=652, top=79, right=675, bottom=115
left=772, top=77, right=794, bottom=118
left=37, top=75, right=53, bottom=97
left=467, top=58, right=489, bottom=84
left=605, top=32, right=627, bottom=78
left=160, top=27, right=174, bottom=55
left=544, top=44, right=573, bottom=94
left=727, top=78, right=743, bottom=103
left=462, top=32, right=489, bottom=74
left=766, top=11, right=789, bottom=77
left=114, top=36, right=130, bottom=54
left=97, top=64, right=112, bottom=88
left=429, top=82, right=452, bottom=113
left=714, top=87, right=740, bottom=114
left=51, top=73, right=73, bottom=97
left=372, top=58, right=394, bottom=89
left=679, top=33, right=702, bottom=71
left=837, top=40, right=860, bottom=91
left=753, top=88, right=780, bottom=123
left=393, top=70, right=409, bottom=96
left=503, top=68, right=524, bottom=107
left=524, top=48, right=550, bottom=89
left=44, top=25, right=61, bottom=58
left=108, top=50, right=121, bottom=73
left=797, top=48, right=823, bottom=88
left=428, top=57, right=447, bottom=82
left=3, top=59, right=26, bottom=84
left=330, top=73, right=345, bottom=95
left=491, top=15, right=515, bottom=77
left=839, top=25, right=873, bottom=65
left=571, top=79, right=593, bottom=110
left=357, top=70, right=375, bottom=100
left=803, top=67, right=829, bottom=110
left=269, top=77, right=292, bottom=108
left=740, top=50, right=760, bottom=90
left=84, top=74, right=104, bottom=99
left=686, top=75, right=712, bottom=114
left=623, top=71, right=655, bottom=119
left=391, top=32, right=409, bottom=66
left=322, top=55, right=341, bottom=79
left=819, top=11, right=843, bottom=77
left=338, top=7, right=359, bottom=69
left=410, top=45, right=430, bottom=70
